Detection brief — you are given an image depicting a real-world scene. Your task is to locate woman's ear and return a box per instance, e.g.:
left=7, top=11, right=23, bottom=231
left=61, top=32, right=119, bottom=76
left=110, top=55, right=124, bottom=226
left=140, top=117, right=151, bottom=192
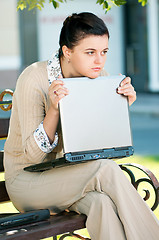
left=62, top=45, right=71, bottom=62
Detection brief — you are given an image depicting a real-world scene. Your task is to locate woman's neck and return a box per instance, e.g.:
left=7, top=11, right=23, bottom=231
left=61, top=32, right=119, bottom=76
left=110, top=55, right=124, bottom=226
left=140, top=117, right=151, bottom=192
left=60, top=57, right=73, bottom=78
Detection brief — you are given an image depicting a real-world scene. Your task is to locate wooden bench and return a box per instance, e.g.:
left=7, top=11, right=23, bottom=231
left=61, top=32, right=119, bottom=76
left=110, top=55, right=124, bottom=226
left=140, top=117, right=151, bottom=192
left=0, top=89, right=158, bottom=240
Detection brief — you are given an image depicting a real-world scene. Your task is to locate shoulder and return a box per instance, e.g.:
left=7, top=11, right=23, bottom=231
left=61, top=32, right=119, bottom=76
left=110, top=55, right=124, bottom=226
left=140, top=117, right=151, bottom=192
left=20, top=61, right=48, bottom=81
left=16, top=61, right=48, bottom=89
left=13, top=61, right=50, bottom=106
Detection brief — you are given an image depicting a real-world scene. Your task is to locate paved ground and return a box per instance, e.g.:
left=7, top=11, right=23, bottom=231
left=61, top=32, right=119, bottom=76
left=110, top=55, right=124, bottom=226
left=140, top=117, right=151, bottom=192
left=1, top=93, right=159, bottom=155
left=130, top=93, right=159, bottom=116
left=129, top=93, right=159, bottom=156
left=130, top=113, right=159, bottom=155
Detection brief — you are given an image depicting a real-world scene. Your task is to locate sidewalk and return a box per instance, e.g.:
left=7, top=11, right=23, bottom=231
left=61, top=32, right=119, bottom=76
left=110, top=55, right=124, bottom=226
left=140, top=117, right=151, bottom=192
left=130, top=93, right=159, bottom=116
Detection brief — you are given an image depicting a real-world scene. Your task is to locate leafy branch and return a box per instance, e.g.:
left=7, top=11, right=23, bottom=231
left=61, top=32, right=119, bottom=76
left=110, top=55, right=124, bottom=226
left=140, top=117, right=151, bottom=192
left=17, top=0, right=148, bottom=11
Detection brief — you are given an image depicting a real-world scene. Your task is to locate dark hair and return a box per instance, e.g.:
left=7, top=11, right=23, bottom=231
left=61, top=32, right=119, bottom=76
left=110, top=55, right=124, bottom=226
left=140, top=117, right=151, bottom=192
left=59, top=12, right=109, bottom=57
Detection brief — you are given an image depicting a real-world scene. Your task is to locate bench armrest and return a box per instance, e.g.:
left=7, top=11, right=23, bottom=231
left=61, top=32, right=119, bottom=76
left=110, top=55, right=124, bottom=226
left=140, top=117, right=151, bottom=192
left=119, top=163, right=159, bottom=211
left=0, top=89, right=13, bottom=111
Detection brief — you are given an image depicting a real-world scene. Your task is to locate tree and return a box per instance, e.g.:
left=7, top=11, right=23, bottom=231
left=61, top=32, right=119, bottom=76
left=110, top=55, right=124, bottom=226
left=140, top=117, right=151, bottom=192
left=17, top=0, right=148, bottom=11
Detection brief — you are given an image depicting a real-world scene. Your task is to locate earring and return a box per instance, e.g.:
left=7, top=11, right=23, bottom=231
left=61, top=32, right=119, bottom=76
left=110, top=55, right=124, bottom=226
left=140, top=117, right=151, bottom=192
left=67, top=59, right=70, bottom=63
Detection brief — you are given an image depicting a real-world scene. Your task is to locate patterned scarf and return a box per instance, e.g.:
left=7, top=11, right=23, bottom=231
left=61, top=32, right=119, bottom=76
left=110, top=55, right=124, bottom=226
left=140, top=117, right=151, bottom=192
left=47, top=51, right=63, bottom=86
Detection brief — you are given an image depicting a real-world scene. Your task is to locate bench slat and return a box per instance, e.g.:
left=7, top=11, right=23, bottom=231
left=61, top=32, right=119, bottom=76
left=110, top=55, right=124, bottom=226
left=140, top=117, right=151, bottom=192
left=0, top=212, right=87, bottom=240
left=0, top=152, right=4, bottom=172
left=0, top=119, right=10, bottom=139
left=0, top=181, right=10, bottom=202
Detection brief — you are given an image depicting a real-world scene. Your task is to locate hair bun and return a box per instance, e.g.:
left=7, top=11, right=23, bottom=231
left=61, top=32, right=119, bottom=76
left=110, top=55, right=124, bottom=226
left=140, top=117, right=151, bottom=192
left=63, top=13, right=79, bottom=26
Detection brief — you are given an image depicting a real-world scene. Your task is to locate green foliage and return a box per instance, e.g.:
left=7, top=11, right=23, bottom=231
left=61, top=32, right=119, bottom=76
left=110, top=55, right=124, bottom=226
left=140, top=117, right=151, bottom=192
left=114, top=0, right=127, bottom=7
left=17, top=0, right=45, bottom=10
left=50, top=0, right=67, bottom=9
left=138, top=0, right=148, bottom=6
left=17, top=0, right=148, bottom=11
left=94, top=0, right=127, bottom=11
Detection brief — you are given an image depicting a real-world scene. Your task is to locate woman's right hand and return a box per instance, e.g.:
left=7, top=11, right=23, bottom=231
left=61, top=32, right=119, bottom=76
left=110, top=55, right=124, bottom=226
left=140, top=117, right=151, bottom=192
left=48, top=77, right=69, bottom=111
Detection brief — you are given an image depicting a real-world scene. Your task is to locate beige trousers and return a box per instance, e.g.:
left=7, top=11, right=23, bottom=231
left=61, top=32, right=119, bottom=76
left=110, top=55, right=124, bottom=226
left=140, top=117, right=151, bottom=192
left=6, top=159, right=159, bottom=240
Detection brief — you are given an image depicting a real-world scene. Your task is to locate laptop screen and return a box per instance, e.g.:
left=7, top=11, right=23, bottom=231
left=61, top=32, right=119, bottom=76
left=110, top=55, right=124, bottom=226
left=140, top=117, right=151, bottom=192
left=59, top=75, right=133, bottom=153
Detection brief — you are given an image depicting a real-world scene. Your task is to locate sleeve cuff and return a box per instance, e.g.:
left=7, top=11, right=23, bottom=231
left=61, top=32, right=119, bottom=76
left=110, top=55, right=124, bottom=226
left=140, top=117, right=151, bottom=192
left=33, top=121, right=58, bottom=153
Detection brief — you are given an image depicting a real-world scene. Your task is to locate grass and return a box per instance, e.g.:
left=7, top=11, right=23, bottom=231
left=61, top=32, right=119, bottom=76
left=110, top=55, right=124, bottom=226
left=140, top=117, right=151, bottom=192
left=0, top=155, right=158, bottom=239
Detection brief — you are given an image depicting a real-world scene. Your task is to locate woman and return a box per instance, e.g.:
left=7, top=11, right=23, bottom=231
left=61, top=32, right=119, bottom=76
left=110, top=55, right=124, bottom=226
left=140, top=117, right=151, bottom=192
left=4, top=12, right=159, bottom=240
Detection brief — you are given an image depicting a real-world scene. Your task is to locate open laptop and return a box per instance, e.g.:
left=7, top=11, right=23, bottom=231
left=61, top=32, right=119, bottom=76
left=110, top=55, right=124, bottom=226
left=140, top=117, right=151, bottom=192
left=24, top=75, right=134, bottom=172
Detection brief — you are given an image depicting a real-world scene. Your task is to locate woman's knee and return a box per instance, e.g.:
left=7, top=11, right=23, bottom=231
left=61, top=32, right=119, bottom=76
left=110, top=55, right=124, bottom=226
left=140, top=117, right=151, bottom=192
left=99, top=159, right=122, bottom=174
left=74, top=191, right=116, bottom=215
left=90, top=192, right=116, bottom=212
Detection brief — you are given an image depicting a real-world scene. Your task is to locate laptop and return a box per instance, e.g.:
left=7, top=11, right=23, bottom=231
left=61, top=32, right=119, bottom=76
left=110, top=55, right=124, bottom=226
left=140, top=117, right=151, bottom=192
left=24, top=75, right=134, bottom=172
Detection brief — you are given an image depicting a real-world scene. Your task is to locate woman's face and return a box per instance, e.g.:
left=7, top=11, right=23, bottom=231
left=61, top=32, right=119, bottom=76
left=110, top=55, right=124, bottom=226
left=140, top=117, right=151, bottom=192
left=66, top=34, right=109, bottom=78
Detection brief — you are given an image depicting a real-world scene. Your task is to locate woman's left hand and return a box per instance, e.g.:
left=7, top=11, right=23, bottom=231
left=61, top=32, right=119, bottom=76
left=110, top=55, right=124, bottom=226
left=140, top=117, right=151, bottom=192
left=117, top=77, right=136, bottom=106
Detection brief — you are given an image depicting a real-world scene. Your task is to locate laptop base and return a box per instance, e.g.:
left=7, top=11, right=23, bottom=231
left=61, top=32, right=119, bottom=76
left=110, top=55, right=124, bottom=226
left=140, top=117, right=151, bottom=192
left=65, top=146, right=134, bottom=162
left=24, top=146, right=134, bottom=172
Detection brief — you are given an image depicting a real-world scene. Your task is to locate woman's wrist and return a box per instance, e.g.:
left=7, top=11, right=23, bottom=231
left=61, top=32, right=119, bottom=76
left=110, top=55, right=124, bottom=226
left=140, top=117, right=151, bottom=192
left=49, top=104, right=59, bottom=115
left=43, top=106, right=59, bottom=143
